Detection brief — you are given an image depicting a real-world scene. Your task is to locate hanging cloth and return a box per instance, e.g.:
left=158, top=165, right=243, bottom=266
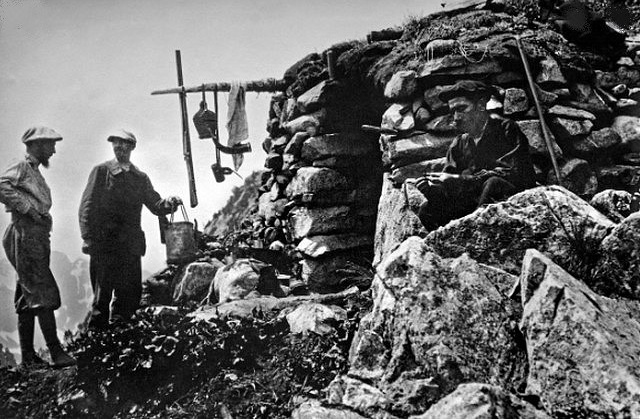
left=226, top=82, right=249, bottom=170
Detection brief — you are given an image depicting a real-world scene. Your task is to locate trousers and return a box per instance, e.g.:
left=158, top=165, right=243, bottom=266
left=88, top=250, right=141, bottom=329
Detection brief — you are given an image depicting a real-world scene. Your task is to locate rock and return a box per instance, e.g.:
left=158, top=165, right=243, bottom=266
left=210, top=258, right=279, bottom=304
left=373, top=175, right=427, bottom=266
left=296, top=233, right=372, bottom=258
left=563, top=127, right=621, bottom=158
left=257, top=194, right=287, bottom=219
left=420, top=56, right=503, bottom=84
left=518, top=250, right=640, bottom=418
left=301, top=133, right=376, bottom=162
left=389, top=158, right=447, bottom=187
left=547, top=158, right=597, bottom=196
left=285, top=109, right=327, bottom=136
left=301, top=253, right=369, bottom=292
left=286, top=167, right=354, bottom=205
left=326, top=375, right=392, bottom=414
left=617, top=56, right=635, bottom=67
left=534, top=85, right=558, bottom=106
left=516, top=120, right=562, bottom=158
left=591, top=212, right=640, bottom=300
left=410, top=383, right=552, bottom=419
left=590, top=189, right=633, bottom=223
left=596, top=165, right=640, bottom=192
left=621, top=152, right=640, bottom=165
left=503, top=88, right=529, bottom=115
left=612, top=83, right=628, bottom=97
left=280, top=98, right=299, bottom=125
left=617, top=65, right=640, bottom=86
left=173, top=260, right=225, bottom=304
left=284, top=131, right=310, bottom=158
left=289, top=206, right=364, bottom=239
left=383, top=132, right=455, bottom=169
left=612, top=115, right=640, bottom=152
left=616, top=98, right=640, bottom=114
left=422, top=86, right=449, bottom=115
left=346, top=238, right=526, bottom=416
left=548, top=117, right=593, bottom=141
left=285, top=302, right=347, bottom=335
left=296, top=80, right=337, bottom=113
left=546, top=105, right=595, bottom=121
left=413, top=107, right=432, bottom=129
left=423, top=39, right=457, bottom=58
left=382, top=103, right=415, bottom=132
left=426, top=186, right=615, bottom=275
left=595, top=70, right=620, bottom=89
left=264, top=153, right=283, bottom=171
left=384, top=70, right=418, bottom=100
left=535, top=56, right=566, bottom=88
left=292, top=400, right=367, bottom=419
left=269, top=135, right=289, bottom=154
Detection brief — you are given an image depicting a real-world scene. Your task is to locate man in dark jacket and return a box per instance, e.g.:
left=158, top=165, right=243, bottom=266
left=415, top=80, right=536, bottom=230
left=79, top=130, right=181, bottom=329
left=0, top=126, right=76, bottom=367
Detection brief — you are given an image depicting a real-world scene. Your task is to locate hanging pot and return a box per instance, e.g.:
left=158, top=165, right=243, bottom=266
left=192, top=86, right=217, bottom=139
left=165, top=205, right=197, bottom=264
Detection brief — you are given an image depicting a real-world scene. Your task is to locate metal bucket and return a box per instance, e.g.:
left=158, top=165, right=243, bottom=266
left=165, top=205, right=197, bottom=264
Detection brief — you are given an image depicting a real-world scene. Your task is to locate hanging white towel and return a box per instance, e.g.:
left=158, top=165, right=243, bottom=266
left=226, top=82, right=249, bottom=170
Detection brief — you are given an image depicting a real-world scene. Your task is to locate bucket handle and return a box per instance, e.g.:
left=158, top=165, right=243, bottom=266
left=169, top=204, right=190, bottom=223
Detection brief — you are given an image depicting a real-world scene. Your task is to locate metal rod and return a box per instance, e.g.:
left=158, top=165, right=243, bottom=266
left=175, top=50, right=198, bottom=207
left=213, top=89, right=221, bottom=165
left=514, top=35, right=562, bottom=183
left=152, top=78, right=286, bottom=95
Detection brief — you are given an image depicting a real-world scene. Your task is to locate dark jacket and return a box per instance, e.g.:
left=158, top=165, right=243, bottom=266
left=443, top=115, right=536, bottom=190
left=78, top=160, right=171, bottom=256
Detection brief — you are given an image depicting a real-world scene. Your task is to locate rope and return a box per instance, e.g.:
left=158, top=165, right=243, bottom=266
left=458, top=41, right=489, bottom=63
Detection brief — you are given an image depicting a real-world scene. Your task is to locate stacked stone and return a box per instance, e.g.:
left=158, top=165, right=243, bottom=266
left=259, top=67, right=382, bottom=292
left=374, top=27, right=640, bottom=265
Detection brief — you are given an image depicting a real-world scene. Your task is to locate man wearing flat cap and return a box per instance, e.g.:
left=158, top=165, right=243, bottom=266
left=0, top=126, right=76, bottom=367
left=79, top=129, right=182, bottom=329
left=415, top=80, right=536, bottom=230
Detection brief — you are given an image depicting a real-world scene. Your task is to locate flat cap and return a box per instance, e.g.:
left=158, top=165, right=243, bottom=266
left=107, top=129, right=137, bottom=144
left=22, top=126, right=63, bottom=143
left=438, top=80, right=494, bottom=102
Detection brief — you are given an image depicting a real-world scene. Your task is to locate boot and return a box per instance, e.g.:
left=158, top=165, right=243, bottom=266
left=48, top=344, right=77, bottom=368
left=18, top=312, right=47, bottom=368
left=37, top=309, right=77, bottom=368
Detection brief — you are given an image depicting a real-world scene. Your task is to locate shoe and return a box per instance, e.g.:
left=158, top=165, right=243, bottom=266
left=21, top=351, right=48, bottom=368
left=49, top=346, right=77, bottom=368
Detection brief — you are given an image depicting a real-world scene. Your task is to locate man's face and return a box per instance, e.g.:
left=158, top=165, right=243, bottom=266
left=32, top=139, right=57, bottom=167
left=448, top=96, right=485, bottom=134
left=111, top=138, right=135, bottom=162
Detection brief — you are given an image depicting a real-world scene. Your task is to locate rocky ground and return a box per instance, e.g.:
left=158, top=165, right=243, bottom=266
left=2, top=1, right=640, bottom=418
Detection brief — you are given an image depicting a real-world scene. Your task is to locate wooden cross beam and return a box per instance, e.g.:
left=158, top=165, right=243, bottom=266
left=151, top=78, right=287, bottom=96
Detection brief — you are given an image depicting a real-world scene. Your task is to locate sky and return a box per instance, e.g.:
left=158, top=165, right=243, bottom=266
left=0, top=0, right=440, bottom=272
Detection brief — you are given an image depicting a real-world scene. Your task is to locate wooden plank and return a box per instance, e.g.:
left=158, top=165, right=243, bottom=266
left=152, top=78, right=287, bottom=95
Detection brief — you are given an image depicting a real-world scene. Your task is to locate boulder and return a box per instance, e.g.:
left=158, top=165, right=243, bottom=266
left=389, top=158, right=447, bottom=187
left=410, top=383, right=551, bottom=419
left=257, top=194, right=287, bottom=219
left=596, top=165, right=640, bottom=192
left=518, top=250, right=640, bottom=418
left=503, top=88, right=529, bottom=115
left=264, top=152, right=283, bottom=171
left=424, top=114, right=456, bottom=134
left=284, top=131, right=310, bottom=158
left=301, top=253, right=369, bottom=292
left=548, top=117, right=593, bottom=141
left=269, top=135, right=289, bottom=154
left=285, top=302, right=347, bottom=335
left=590, top=189, right=634, bottom=223
left=296, top=80, right=339, bottom=113
left=535, top=56, right=566, bottom=88
left=173, top=260, right=225, bottom=304
left=420, top=56, right=503, bottom=84
left=547, top=158, right=598, bottom=196
left=373, top=176, right=427, bottom=266
left=344, top=238, right=526, bottom=416
left=546, top=104, right=595, bottom=121
left=382, top=132, right=455, bottom=169
left=422, top=86, right=449, bottom=115
left=296, top=233, right=372, bottom=258
left=516, top=120, right=562, bottom=158
left=210, top=258, right=279, bottom=304
left=285, top=108, right=327, bottom=136
left=563, top=127, right=621, bottom=158
left=301, top=133, right=376, bottom=162
left=591, top=212, right=640, bottom=300
left=611, top=115, right=640, bottom=152
left=286, top=167, right=355, bottom=205
left=289, top=206, right=357, bottom=239
left=382, top=103, right=415, bottom=132
left=426, top=186, right=615, bottom=275
left=292, top=400, right=367, bottom=419
left=384, top=70, right=418, bottom=100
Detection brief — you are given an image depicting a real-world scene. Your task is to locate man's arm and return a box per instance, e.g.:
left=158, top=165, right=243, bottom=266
left=0, top=161, right=32, bottom=214
left=141, top=174, right=181, bottom=217
left=479, top=119, right=535, bottom=186
left=78, top=166, right=105, bottom=245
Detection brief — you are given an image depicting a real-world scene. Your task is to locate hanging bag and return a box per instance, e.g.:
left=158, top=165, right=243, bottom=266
left=165, top=204, right=197, bottom=264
